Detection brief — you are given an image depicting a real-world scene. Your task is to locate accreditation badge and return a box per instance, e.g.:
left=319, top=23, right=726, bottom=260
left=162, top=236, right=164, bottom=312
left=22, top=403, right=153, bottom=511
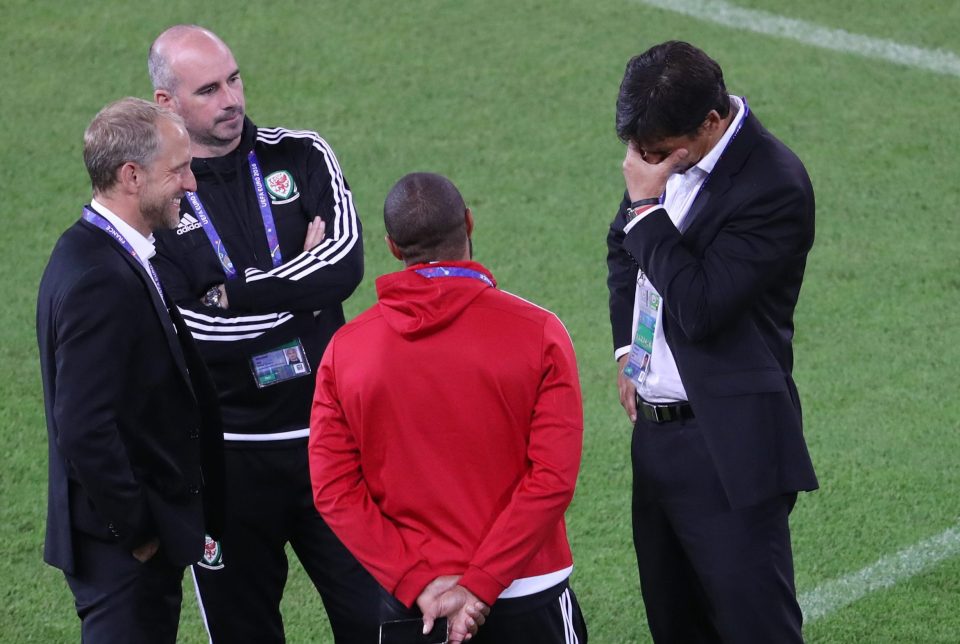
left=249, top=339, right=310, bottom=388
left=623, top=272, right=660, bottom=387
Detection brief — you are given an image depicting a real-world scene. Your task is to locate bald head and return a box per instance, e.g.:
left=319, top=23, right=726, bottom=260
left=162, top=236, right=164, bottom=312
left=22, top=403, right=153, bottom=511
left=149, top=25, right=228, bottom=92
left=384, top=173, right=472, bottom=265
left=149, top=25, right=246, bottom=157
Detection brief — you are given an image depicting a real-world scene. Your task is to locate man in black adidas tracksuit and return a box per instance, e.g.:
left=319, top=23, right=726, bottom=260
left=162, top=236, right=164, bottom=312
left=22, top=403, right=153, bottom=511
left=149, top=25, right=380, bottom=642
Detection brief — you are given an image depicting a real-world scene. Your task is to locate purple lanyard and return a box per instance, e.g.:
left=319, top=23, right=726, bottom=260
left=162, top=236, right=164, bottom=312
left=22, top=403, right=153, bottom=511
left=185, top=151, right=282, bottom=280
left=414, top=266, right=494, bottom=287
left=662, top=97, right=751, bottom=207
left=82, top=207, right=166, bottom=306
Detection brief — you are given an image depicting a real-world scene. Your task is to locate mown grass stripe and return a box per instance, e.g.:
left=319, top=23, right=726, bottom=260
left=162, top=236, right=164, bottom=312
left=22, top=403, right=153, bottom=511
left=633, top=0, right=960, bottom=78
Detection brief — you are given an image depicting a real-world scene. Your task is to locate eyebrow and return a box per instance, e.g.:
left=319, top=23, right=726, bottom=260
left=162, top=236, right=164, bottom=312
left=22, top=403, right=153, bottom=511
left=193, top=82, right=218, bottom=96
left=192, top=68, right=241, bottom=95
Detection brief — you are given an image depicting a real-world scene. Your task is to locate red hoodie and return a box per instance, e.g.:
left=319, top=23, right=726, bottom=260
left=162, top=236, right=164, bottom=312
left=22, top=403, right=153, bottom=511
left=309, top=260, right=583, bottom=607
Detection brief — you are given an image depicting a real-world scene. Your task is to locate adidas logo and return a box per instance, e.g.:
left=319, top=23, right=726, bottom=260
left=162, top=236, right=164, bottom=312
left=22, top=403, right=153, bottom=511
left=176, top=213, right=202, bottom=236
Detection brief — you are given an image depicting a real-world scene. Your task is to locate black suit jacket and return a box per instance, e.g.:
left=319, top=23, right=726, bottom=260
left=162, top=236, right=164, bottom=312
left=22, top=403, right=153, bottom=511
left=607, top=112, right=819, bottom=508
left=37, top=211, right=225, bottom=574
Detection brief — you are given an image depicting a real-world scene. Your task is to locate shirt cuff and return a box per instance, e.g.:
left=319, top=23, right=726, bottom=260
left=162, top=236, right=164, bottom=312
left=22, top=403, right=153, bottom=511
left=614, top=346, right=631, bottom=361
left=623, top=205, right=664, bottom=235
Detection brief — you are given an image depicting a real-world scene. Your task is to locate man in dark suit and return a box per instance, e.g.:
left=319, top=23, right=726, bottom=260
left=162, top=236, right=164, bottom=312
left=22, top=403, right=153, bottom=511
left=606, top=42, right=819, bottom=642
left=37, top=97, right=224, bottom=643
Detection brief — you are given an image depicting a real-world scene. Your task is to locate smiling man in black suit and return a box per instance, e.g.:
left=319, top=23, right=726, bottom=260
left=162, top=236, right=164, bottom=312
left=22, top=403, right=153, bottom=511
left=37, top=97, right=224, bottom=643
left=607, top=41, right=819, bottom=643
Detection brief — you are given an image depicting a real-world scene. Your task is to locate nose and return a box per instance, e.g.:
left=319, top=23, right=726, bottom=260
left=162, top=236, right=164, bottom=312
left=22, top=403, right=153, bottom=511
left=183, top=167, right=198, bottom=192
left=222, top=84, right=241, bottom=109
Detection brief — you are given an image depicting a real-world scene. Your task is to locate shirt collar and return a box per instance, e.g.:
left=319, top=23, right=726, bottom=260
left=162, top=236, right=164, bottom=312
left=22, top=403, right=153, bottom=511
left=694, top=95, right=746, bottom=175
left=90, top=198, right=157, bottom=260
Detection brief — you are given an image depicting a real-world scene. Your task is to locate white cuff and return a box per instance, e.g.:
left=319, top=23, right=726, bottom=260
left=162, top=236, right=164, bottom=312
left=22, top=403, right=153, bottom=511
left=624, top=205, right=664, bottom=235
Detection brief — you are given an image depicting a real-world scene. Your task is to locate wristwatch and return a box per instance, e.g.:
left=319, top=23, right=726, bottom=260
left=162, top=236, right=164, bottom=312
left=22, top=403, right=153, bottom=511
left=203, top=285, right=223, bottom=308
left=625, top=197, right=661, bottom=222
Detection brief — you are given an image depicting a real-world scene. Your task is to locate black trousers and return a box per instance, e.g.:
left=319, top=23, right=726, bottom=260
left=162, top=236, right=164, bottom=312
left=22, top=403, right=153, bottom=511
left=631, top=414, right=804, bottom=644
left=379, top=579, right=588, bottom=643
left=193, top=441, right=381, bottom=643
left=65, top=533, right=184, bottom=644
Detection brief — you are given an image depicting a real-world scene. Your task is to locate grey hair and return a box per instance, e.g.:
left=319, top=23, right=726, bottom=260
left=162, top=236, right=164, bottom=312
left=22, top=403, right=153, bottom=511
left=83, top=97, right=183, bottom=193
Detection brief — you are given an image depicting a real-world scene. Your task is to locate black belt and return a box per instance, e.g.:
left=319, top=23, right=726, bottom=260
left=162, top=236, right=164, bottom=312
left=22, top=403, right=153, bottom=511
left=636, top=395, right=695, bottom=424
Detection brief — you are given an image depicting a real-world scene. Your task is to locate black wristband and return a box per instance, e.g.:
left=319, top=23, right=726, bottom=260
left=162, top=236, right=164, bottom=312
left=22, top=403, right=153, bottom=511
left=629, top=197, right=661, bottom=208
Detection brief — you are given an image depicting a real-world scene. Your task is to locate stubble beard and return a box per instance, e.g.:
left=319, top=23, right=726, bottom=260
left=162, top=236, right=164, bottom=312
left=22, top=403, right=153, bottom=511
left=141, top=193, right=182, bottom=233
left=191, top=108, right=245, bottom=152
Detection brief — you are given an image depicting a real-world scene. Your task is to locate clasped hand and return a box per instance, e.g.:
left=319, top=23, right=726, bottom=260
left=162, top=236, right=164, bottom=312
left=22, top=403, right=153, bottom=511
left=416, top=576, right=489, bottom=643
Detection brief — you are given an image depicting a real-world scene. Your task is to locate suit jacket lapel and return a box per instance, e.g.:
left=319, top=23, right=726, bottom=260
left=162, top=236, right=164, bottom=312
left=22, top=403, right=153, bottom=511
left=83, top=218, right=197, bottom=398
left=139, top=258, right=196, bottom=399
left=682, top=113, right=760, bottom=236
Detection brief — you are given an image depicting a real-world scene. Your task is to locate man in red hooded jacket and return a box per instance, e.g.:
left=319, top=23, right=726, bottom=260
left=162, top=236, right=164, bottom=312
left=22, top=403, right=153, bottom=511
left=309, top=172, right=588, bottom=643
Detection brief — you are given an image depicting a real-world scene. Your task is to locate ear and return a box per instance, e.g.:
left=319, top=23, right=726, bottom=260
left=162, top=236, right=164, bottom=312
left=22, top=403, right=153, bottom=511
left=154, top=89, right=174, bottom=108
left=465, top=208, right=474, bottom=237
left=702, top=109, right=722, bottom=132
left=385, top=235, right=404, bottom=262
left=116, top=161, right=142, bottom=195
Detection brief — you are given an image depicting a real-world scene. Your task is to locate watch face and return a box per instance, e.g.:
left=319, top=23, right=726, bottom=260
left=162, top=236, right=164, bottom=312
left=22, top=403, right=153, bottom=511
left=204, top=287, right=220, bottom=307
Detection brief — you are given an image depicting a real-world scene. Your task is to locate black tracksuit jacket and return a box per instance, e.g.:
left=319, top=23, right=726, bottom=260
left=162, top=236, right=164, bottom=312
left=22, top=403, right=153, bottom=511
left=154, top=118, right=363, bottom=440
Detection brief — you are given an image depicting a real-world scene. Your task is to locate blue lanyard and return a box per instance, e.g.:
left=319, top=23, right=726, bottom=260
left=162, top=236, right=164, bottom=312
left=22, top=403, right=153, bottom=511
left=414, top=266, right=494, bottom=287
left=82, top=207, right=166, bottom=306
left=185, top=150, right=282, bottom=280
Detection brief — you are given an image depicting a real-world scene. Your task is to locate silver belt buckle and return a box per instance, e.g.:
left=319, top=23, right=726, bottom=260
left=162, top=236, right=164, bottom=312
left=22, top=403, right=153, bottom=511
left=651, top=405, right=668, bottom=423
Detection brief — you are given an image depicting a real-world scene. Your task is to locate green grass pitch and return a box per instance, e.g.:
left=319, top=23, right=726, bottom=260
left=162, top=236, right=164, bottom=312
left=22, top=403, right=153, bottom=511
left=2, top=0, right=958, bottom=641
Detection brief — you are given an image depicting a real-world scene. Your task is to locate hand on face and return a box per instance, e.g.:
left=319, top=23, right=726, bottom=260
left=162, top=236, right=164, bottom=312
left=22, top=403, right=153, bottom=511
left=622, top=141, right=689, bottom=203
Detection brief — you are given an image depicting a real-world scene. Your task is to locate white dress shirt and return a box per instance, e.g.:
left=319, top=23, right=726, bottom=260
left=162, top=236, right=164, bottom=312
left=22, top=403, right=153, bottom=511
left=618, top=95, right=746, bottom=403
left=90, top=198, right=165, bottom=302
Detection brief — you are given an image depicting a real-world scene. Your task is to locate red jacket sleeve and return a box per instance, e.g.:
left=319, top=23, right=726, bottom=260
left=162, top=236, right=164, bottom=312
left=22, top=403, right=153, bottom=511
left=308, top=338, right=436, bottom=603
left=458, top=314, right=584, bottom=604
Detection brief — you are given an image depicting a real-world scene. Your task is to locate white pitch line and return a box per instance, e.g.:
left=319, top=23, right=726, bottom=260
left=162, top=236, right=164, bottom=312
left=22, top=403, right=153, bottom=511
left=632, top=0, right=960, bottom=78
left=799, top=522, right=960, bottom=622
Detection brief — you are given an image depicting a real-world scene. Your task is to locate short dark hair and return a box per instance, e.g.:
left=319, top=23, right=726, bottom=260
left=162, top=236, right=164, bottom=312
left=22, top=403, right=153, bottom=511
left=383, top=173, right=467, bottom=264
left=616, top=41, right=730, bottom=145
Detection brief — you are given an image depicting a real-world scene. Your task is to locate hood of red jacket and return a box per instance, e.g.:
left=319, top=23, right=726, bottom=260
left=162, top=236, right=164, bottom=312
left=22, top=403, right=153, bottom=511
left=375, top=261, right=497, bottom=340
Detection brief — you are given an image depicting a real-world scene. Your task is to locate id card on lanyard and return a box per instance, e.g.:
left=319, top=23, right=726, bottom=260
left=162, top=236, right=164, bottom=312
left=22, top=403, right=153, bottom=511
left=185, top=150, right=283, bottom=280
left=623, top=272, right=658, bottom=387
left=249, top=339, right=311, bottom=388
